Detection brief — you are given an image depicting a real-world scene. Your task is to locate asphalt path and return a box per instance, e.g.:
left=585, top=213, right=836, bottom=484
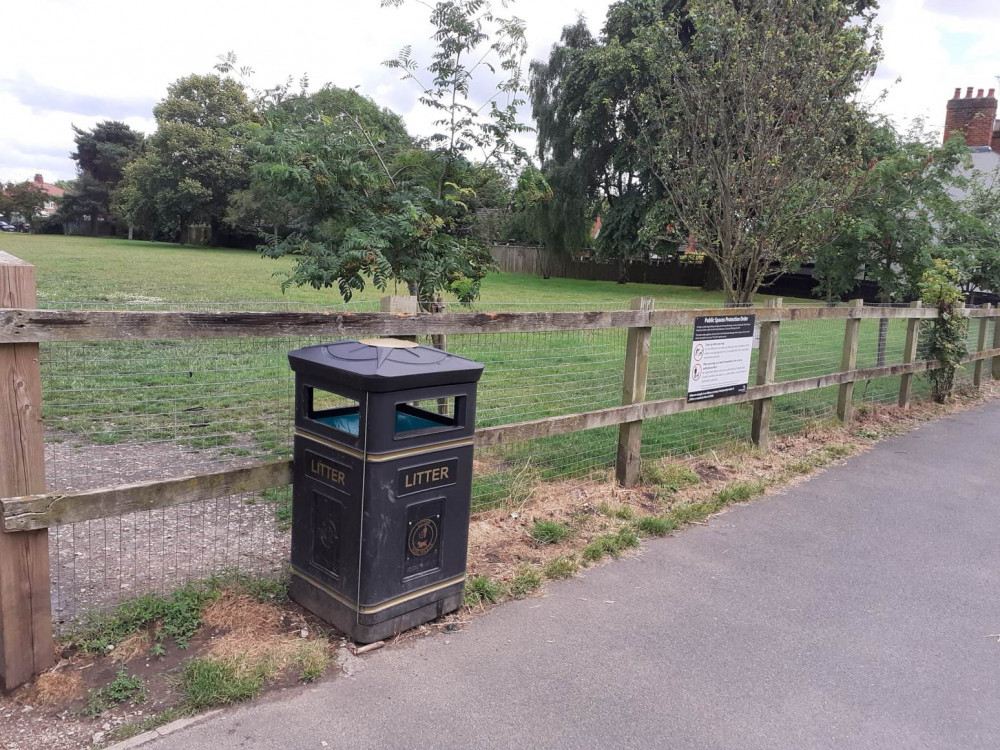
left=148, top=400, right=1000, bottom=750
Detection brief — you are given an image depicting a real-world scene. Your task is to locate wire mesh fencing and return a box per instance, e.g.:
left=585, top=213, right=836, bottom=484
left=36, top=300, right=1000, bottom=627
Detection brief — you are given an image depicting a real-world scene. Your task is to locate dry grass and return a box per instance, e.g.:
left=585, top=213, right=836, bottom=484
left=110, top=631, right=150, bottom=664
left=27, top=667, right=85, bottom=705
left=202, top=594, right=285, bottom=638
left=465, top=391, right=996, bottom=598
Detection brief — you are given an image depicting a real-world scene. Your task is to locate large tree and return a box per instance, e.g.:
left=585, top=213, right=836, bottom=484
left=58, top=121, right=144, bottom=232
left=642, top=0, right=882, bottom=303
left=249, top=86, right=494, bottom=305
left=114, top=74, right=256, bottom=243
left=530, top=8, right=675, bottom=282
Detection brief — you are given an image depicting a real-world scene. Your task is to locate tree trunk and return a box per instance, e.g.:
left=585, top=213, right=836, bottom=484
left=617, top=257, right=629, bottom=285
left=536, top=247, right=551, bottom=279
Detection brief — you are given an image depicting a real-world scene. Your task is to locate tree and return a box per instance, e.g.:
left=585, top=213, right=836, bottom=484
left=642, top=0, right=882, bottom=303
left=935, top=168, right=1000, bottom=301
left=114, top=74, right=256, bottom=243
left=59, top=121, right=144, bottom=232
left=0, top=181, right=47, bottom=225
left=814, top=122, right=967, bottom=304
left=248, top=86, right=493, bottom=305
left=920, top=259, right=967, bottom=403
left=530, top=9, right=672, bottom=282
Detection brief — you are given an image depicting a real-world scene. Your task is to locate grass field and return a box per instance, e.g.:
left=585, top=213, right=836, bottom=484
left=0, top=234, right=954, bottom=510
left=0, top=234, right=736, bottom=309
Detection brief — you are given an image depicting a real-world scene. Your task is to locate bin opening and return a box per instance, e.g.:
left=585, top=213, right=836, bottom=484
left=395, top=398, right=460, bottom=435
left=308, top=386, right=361, bottom=437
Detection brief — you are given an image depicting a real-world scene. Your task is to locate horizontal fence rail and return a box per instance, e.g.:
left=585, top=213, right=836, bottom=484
left=0, top=304, right=987, bottom=344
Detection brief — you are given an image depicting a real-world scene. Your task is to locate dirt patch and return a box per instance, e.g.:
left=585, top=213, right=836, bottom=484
left=0, top=589, right=345, bottom=750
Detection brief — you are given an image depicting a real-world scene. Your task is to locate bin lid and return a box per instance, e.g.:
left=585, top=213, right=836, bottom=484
left=288, top=338, right=484, bottom=392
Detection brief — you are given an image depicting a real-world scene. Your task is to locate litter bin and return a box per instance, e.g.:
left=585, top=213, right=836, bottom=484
left=287, top=338, right=484, bottom=643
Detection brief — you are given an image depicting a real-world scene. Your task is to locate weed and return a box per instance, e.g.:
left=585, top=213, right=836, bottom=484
left=854, top=428, right=880, bottom=439
left=464, top=576, right=505, bottom=606
left=542, top=556, right=579, bottom=580
left=180, top=657, right=270, bottom=711
left=84, top=669, right=146, bottom=717
left=531, top=520, right=571, bottom=544
left=72, top=585, right=217, bottom=655
left=714, top=479, right=767, bottom=504
left=293, top=641, right=332, bottom=683
left=509, top=565, right=543, bottom=599
left=582, top=528, right=641, bottom=563
left=635, top=516, right=677, bottom=537
left=110, top=709, right=186, bottom=742
left=641, top=462, right=701, bottom=493
left=825, top=443, right=853, bottom=457
left=260, top=486, right=293, bottom=531
left=596, top=502, right=636, bottom=521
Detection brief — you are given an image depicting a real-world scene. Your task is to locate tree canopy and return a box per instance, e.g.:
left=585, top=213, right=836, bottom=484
left=642, top=0, right=882, bottom=302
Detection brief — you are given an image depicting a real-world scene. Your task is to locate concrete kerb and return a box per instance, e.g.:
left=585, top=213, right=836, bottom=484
left=104, top=710, right=223, bottom=750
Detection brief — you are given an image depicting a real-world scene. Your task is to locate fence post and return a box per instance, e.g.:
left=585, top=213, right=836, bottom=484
left=751, top=298, right=782, bottom=449
left=898, top=300, right=922, bottom=408
left=974, top=304, right=991, bottom=389
left=380, top=295, right=419, bottom=343
left=992, top=306, right=1000, bottom=381
left=837, top=299, right=864, bottom=423
left=0, top=252, right=54, bottom=691
left=615, top=297, right=654, bottom=487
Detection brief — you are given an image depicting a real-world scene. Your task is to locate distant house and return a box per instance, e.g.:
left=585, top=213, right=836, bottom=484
left=31, top=173, right=65, bottom=216
left=942, top=86, right=1000, bottom=200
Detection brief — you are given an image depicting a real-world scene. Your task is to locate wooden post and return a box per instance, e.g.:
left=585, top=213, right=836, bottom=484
left=993, top=307, right=1000, bottom=381
left=615, top=297, right=654, bottom=487
left=837, top=299, right=864, bottom=423
left=974, top=304, right=991, bottom=389
left=379, top=296, right=419, bottom=343
left=898, top=300, right=922, bottom=408
left=751, top=298, right=782, bottom=449
left=0, top=253, right=54, bottom=691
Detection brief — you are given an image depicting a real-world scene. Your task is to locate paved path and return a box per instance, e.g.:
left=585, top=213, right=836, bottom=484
left=149, top=402, right=1000, bottom=750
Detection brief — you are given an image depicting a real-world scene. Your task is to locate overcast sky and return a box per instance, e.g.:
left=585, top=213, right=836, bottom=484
left=2, top=0, right=999, bottom=184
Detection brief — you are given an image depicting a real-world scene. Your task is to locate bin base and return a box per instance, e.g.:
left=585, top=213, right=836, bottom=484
left=289, top=570, right=465, bottom=644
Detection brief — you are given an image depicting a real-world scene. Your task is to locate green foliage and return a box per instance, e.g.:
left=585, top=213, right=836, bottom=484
left=509, top=565, right=544, bottom=599
left=114, top=73, right=257, bottom=242
left=595, top=502, right=636, bottom=521
left=180, top=657, right=269, bottom=711
left=713, top=479, right=768, bottom=504
left=582, top=528, right=640, bottom=563
left=635, top=515, right=678, bottom=537
left=643, top=0, right=882, bottom=302
left=72, top=584, right=217, bottom=654
left=815, top=121, right=967, bottom=302
left=84, top=669, right=147, bottom=717
left=935, top=168, right=1000, bottom=299
left=465, top=575, right=506, bottom=606
left=58, top=121, right=144, bottom=228
left=248, top=84, right=495, bottom=306
left=640, top=461, right=701, bottom=494
left=919, top=259, right=968, bottom=403
left=531, top=520, right=572, bottom=544
left=0, top=181, right=47, bottom=224
left=542, top=555, right=580, bottom=579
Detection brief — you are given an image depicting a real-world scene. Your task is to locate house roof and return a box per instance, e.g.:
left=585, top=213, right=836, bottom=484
left=32, top=174, right=64, bottom=199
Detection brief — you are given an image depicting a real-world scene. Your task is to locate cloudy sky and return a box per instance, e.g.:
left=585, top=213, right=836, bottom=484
left=2, top=0, right=999, bottom=184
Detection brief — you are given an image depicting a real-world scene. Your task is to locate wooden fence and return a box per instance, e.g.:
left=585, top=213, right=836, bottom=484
left=1, top=249, right=999, bottom=689
left=490, top=244, right=706, bottom=286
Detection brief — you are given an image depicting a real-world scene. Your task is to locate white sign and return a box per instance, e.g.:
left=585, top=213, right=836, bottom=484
left=687, top=315, right=757, bottom=403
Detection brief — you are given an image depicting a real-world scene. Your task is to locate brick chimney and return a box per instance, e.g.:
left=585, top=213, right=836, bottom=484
left=944, top=86, right=998, bottom=148
left=33, top=173, right=44, bottom=185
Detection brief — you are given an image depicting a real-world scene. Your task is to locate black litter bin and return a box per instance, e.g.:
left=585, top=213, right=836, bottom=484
left=287, top=338, right=484, bottom=643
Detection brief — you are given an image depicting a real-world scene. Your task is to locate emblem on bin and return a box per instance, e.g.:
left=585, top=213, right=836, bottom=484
left=287, top=338, right=483, bottom=643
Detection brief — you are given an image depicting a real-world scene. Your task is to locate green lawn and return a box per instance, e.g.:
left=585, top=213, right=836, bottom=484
left=3, top=234, right=950, bottom=511
left=0, top=234, right=737, bottom=309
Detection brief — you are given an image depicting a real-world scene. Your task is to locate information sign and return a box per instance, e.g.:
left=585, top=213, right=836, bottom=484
left=687, top=315, right=756, bottom=403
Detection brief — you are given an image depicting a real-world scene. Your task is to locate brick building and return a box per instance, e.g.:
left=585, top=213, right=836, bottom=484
left=30, top=173, right=65, bottom=216
left=942, top=87, right=1000, bottom=203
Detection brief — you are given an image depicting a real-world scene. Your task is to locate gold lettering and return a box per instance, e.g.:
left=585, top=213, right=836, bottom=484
left=441, top=466, right=449, bottom=480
